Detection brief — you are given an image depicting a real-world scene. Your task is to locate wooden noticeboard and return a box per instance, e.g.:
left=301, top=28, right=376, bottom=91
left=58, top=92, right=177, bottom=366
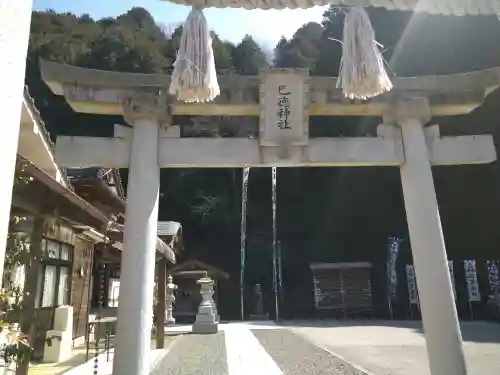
left=310, top=262, right=373, bottom=317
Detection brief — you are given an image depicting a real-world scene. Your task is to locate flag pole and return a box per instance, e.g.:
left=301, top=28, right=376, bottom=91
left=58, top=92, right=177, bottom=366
left=240, top=167, right=250, bottom=321
left=272, top=167, right=279, bottom=321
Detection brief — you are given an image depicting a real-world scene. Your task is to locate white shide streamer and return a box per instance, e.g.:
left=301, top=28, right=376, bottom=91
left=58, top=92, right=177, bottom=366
left=464, top=260, right=481, bottom=302
left=169, top=6, right=220, bottom=103
left=337, top=7, right=392, bottom=100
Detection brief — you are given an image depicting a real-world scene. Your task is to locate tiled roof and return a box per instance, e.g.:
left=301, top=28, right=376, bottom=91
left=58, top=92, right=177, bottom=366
left=157, top=221, right=182, bottom=236
left=164, top=0, right=500, bottom=15
left=67, top=168, right=125, bottom=200
left=23, top=86, right=73, bottom=190
left=67, top=167, right=103, bottom=180
left=113, top=223, right=176, bottom=263
left=112, top=169, right=125, bottom=200
left=23, top=86, right=54, bottom=150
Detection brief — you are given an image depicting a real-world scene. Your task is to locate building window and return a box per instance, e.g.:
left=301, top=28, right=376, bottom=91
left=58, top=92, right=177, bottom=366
left=108, top=279, right=120, bottom=307
left=36, top=239, right=73, bottom=308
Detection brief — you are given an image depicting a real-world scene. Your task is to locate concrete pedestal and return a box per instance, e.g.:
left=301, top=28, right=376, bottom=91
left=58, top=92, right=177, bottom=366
left=53, top=305, right=73, bottom=332
left=192, top=276, right=218, bottom=334
left=113, top=115, right=160, bottom=375
left=43, top=330, right=72, bottom=363
left=43, top=306, right=73, bottom=363
left=399, top=116, right=467, bottom=375
left=211, top=301, right=220, bottom=323
left=192, top=305, right=219, bottom=334
left=0, top=0, right=34, bottom=288
left=166, top=309, right=176, bottom=326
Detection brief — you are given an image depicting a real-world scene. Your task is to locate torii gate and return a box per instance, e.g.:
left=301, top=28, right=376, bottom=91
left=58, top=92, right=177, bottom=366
left=39, top=59, right=500, bottom=375
left=0, top=2, right=497, bottom=375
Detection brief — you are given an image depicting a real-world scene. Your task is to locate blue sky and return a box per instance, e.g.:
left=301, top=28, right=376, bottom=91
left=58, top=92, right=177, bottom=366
left=33, top=0, right=327, bottom=48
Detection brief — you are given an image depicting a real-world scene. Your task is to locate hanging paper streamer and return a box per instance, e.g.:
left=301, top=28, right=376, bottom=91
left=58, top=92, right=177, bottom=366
left=386, top=236, right=403, bottom=299
left=448, top=260, right=457, bottom=300
left=405, top=264, right=419, bottom=306
left=487, top=260, right=500, bottom=294
left=464, top=260, right=481, bottom=302
left=239, top=167, right=250, bottom=320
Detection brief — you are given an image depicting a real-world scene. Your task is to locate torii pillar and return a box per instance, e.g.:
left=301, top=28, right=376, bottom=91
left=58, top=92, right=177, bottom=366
left=0, top=0, right=34, bottom=288
left=386, top=98, right=467, bottom=375
left=112, top=91, right=170, bottom=375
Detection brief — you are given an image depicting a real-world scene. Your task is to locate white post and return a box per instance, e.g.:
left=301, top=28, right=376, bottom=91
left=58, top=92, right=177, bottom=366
left=0, top=0, right=34, bottom=288
left=390, top=98, right=467, bottom=375
left=113, top=92, right=169, bottom=375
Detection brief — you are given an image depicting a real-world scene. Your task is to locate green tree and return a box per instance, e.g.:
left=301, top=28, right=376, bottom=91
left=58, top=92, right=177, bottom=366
left=274, top=22, right=323, bottom=70
left=212, top=33, right=235, bottom=72
left=232, top=35, right=269, bottom=75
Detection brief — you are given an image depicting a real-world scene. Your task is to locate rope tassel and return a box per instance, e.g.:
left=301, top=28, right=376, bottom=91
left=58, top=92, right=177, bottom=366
left=337, top=7, right=392, bottom=100
left=169, top=6, right=220, bottom=103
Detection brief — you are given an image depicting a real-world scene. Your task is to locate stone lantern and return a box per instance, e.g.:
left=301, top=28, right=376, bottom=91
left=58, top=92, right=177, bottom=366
left=192, top=273, right=218, bottom=334
left=165, top=275, right=177, bottom=326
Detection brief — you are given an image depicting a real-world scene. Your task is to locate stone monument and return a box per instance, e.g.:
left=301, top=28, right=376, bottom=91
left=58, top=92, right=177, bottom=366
left=249, top=284, right=269, bottom=320
left=192, top=273, right=218, bottom=334
left=165, top=275, right=177, bottom=326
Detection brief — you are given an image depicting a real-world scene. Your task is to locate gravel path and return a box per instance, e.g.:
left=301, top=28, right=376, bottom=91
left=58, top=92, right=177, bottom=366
left=150, top=332, right=227, bottom=375
left=252, top=329, right=367, bottom=375
left=291, top=321, right=500, bottom=375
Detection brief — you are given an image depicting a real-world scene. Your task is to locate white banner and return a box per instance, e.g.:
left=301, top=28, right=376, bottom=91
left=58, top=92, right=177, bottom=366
left=387, top=236, right=402, bottom=300
left=405, top=265, right=419, bottom=306
left=448, top=260, right=457, bottom=300
left=464, top=260, right=481, bottom=302
left=486, top=260, right=500, bottom=294
left=312, top=277, right=322, bottom=307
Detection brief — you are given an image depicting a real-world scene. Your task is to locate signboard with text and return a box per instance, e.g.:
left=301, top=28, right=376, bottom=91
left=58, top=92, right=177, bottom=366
left=406, top=265, right=419, bottom=306
left=260, top=69, right=309, bottom=147
left=487, top=260, right=500, bottom=294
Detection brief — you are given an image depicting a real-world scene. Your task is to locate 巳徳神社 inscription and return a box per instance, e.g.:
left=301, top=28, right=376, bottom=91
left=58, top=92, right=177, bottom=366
left=260, top=70, right=308, bottom=147
left=276, top=85, right=291, bottom=130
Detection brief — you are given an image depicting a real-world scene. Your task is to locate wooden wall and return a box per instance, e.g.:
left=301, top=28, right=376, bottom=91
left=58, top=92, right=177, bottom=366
left=27, top=224, right=95, bottom=357
left=71, top=236, right=94, bottom=339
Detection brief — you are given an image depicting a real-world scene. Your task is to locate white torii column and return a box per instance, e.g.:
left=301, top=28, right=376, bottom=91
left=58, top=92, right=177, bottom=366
left=0, top=0, right=34, bottom=288
left=113, top=91, right=170, bottom=375
left=387, top=98, right=467, bottom=375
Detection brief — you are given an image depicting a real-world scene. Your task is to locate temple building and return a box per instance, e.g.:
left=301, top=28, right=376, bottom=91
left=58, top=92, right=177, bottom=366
left=4, top=85, right=177, bottom=371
